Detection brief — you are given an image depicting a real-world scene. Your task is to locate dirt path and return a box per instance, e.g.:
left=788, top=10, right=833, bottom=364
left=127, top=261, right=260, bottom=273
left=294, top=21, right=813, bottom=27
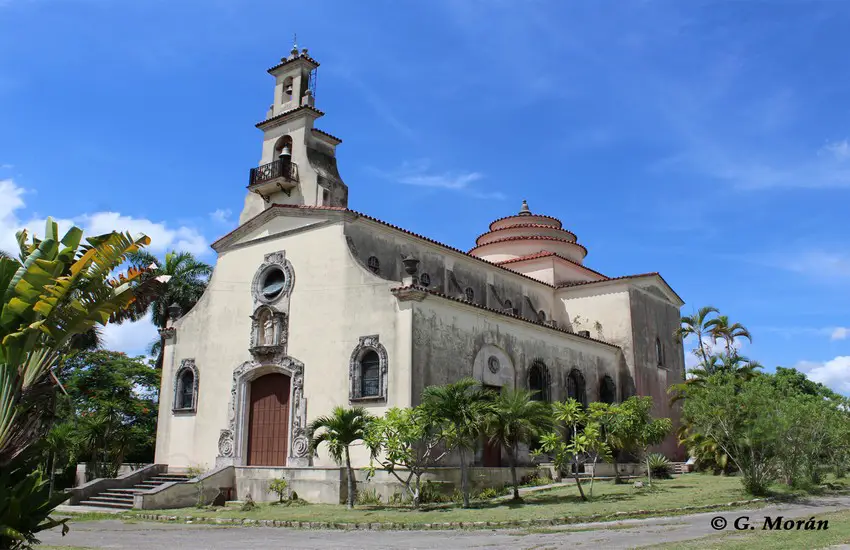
left=38, top=495, right=850, bottom=549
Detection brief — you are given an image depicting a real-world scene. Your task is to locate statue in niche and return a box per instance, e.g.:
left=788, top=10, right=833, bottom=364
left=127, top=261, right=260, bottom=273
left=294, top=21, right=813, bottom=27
left=263, top=315, right=274, bottom=346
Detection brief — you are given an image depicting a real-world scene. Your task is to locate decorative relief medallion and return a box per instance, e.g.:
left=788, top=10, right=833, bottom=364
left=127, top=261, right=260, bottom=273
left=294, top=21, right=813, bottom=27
left=488, top=355, right=501, bottom=374
left=218, top=430, right=234, bottom=457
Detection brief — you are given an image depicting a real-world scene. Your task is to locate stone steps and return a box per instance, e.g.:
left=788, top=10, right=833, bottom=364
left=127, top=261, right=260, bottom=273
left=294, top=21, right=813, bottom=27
left=72, top=470, right=191, bottom=511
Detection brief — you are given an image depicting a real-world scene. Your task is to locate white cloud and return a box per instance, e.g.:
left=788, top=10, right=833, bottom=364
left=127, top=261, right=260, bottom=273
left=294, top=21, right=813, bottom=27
left=831, top=327, right=850, bottom=341
left=751, top=248, right=850, bottom=281
left=101, top=312, right=158, bottom=357
left=209, top=208, right=232, bottom=224
left=375, top=160, right=505, bottom=200
left=795, top=356, right=850, bottom=395
left=0, top=179, right=210, bottom=257
left=820, top=140, right=850, bottom=162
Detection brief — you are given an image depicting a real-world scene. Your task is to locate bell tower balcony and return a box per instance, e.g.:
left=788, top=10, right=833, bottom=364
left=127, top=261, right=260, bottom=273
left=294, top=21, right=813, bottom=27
left=247, top=159, right=299, bottom=199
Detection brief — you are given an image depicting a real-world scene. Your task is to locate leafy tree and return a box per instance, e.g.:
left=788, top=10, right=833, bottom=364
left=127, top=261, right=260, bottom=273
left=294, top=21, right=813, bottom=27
left=308, top=406, right=375, bottom=509
left=682, top=374, right=780, bottom=495
left=420, top=378, right=492, bottom=508
left=118, top=250, right=212, bottom=369
left=586, top=401, right=619, bottom=488
left=485, top=388, right=553, bottom=500
left=539, top=398, right=608, bottom=501
left=364, top=407, right=450, bottom=508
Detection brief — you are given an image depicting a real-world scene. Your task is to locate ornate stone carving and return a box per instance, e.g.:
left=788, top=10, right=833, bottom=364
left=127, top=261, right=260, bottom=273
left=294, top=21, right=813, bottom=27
left=251, top=251, right=295, bottom=306
left=218, top=430, right=234, bottom=457
left=220, top=355, right=309, bottom=463
left=172, top=358, right=199, bottom=413
left=159, top=327, right=176, bottom=341
left=249, top=306, right=288, bottom=357
left=488, top=355, right=501, bottom=374
left=349, top=335, right=389, bottom=401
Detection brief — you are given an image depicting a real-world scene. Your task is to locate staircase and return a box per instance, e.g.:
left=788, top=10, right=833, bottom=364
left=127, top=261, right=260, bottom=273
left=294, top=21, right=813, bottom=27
left=78, top=473, right=192, bottom=510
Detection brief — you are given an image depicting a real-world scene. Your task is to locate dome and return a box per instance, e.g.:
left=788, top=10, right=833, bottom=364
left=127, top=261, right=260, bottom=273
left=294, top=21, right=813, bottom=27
left=469, top=200, right=588, bottom=265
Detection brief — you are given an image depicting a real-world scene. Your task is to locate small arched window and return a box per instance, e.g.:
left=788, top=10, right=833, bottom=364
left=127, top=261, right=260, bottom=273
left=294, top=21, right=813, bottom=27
left=349, top=335, right=389, bottom=401
left=360, top=351, right=380, bottom=398
left=173, top=359, right=199, bottom=413
left=464, top=287, right=475, bottom=302
left=566, top=368, right=587, bottom=407
left=504, top=299, right=512, bottom=309
left=656, top=337, right=664, bottom=367
left=282, top=76, right=294, bottom=101
left=419, top=273, right=431, bottom=286
left=538, top=310, right=547, bottom=323
left=367, top=256, right=380, bottom=275
left=528, top=361, right=550, bottom=402
left=599, top=375, right=617, bottom=404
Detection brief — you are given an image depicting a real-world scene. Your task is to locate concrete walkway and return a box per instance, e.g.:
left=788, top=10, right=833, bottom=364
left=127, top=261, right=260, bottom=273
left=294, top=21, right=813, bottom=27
left=38, top=495, right=850, bottom=549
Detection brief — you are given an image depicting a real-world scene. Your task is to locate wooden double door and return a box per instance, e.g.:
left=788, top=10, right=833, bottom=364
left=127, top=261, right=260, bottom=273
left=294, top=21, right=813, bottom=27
left=246, top=373, right=290, bottom=466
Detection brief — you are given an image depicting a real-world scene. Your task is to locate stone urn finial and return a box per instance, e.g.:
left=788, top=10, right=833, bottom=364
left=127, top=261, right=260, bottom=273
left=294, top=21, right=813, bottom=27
left=401, top=254, right=420, bottom=276
left=167, top=302, right=183, bottom=321
left=519, top=199, right=531, bottom=216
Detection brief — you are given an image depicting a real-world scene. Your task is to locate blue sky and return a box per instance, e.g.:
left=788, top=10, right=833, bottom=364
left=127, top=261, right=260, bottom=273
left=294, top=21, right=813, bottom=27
left=1, top=1, right=848, bottom=392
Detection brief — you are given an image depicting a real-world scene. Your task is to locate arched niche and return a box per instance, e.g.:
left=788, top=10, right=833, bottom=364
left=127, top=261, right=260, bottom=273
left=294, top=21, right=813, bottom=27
left=472, top=344, right=515, bottom=389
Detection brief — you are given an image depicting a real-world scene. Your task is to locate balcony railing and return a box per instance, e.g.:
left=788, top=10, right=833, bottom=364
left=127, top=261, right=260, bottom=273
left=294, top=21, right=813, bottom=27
left=248, top=159, right=299, bottom=187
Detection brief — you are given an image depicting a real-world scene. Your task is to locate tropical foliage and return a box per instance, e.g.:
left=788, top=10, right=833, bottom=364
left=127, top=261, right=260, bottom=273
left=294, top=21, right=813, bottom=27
left=1, top=218, right=159, bottom=548
left=484, top=388, right=552, bottom=500
left=117, top=250, right=212, bottom=368
left=308, top=406, right=375, bottom=509
left=420, top=378, right=492, bottom=508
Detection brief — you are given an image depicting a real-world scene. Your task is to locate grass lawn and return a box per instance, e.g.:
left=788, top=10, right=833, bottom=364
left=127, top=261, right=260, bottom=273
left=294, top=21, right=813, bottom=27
left=648, top=508, right=850, bottom=549
left=121, top=474, right=796, bottom=525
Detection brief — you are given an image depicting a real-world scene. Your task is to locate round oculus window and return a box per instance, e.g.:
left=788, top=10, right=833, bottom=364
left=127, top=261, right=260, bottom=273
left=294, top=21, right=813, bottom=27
left=260, top=267, right=286, bottom=300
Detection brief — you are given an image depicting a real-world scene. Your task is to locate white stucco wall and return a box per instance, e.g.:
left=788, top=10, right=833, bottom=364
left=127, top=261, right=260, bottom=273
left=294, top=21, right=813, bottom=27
left=155, top=218, right=411, bottom=470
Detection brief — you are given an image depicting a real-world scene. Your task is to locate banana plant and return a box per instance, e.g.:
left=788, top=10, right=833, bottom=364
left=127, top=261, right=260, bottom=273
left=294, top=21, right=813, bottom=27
left=0, top=217, right=162, bottom=467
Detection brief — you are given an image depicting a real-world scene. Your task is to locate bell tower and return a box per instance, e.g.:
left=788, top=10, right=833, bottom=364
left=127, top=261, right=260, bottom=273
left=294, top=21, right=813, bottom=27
left=239, top=42, right=349, bottom=225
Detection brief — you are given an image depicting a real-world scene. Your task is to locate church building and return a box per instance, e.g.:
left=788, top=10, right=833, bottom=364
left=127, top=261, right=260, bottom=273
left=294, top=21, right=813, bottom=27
left=154, top=46, right=686, bottom=495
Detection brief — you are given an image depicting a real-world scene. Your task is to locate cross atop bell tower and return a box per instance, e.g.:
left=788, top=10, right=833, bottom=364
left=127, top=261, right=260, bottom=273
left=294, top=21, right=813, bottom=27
left=239, top=42, right=349, bottom=225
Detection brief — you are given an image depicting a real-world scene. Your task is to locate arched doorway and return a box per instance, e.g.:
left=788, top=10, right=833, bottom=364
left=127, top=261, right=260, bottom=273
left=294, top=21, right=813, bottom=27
left=528, top=361, right=550, bottom=402
left=599, top=375, right=617, bottom=404
left=247, top=373, right=291, bottom=466
left=566, top=368, right=587, bottom=407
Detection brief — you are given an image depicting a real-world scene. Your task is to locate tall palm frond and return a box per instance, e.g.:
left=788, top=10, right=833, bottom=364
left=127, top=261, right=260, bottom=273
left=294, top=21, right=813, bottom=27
left=675, top=306, right=719, bottom=366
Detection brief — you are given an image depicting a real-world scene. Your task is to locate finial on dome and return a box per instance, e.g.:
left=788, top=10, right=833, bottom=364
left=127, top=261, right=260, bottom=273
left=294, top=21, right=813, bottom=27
left=518, top=199, right=531, bottom=216
left=290, top=34, right=299, bottom=57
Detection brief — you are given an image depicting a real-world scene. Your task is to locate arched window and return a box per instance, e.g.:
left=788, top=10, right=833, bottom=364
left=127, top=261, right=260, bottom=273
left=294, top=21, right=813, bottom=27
left=367, top=256, right=380, bottom=275
left=528, top=361, right=550, bottom=402
left=504, top=299, right=512, bottom=310
left=464, top=287, right=475, bottom=302
left=599, top=375, right=617, bottom=404
left=173, top=359, right=199, bottom=413
left=566, top=368, right=587, bottom=407
left=349, top=335, right=389, bottom=401
left=360, top=350, right=380, bottom=398
left=282, top=76, right=294, bottom=101
left=274, top=135, right=293, bottom=160
left=656, top=337, right=664, bottom=367
left=419, top=273, right=431, bottom=286
left=537, top=310, right=547, bottom=323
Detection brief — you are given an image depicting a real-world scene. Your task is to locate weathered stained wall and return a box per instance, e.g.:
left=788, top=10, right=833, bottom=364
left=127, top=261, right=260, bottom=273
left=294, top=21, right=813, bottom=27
left=628, top=287, right=685, bottom=459
left=410, top=296, right=624, bottom=465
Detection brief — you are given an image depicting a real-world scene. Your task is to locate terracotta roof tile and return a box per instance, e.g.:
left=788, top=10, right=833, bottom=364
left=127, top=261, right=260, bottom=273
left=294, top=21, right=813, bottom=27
left=312, top=128, right=342, bottom=144
left=488, top=213, right=563, bottom=231
left=496, top=252, right=608, bottom=279
left=474, top=224, right=577, bottom=245
left=267, top=54, right=320, bottom=73
left=390, top=284, right=620, bottom=350
left=468, top=235, right=589, bottom=257
left=256, top=105, right=325, bottom=129
left=557, top=272, right=685, bottom=305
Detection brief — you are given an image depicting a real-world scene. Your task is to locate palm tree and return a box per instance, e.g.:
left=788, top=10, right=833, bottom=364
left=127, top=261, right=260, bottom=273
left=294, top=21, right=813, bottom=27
left=0, top=249, right=12, bottom=260
left=117, top=250, right=212, bottom=369
left=706, top=315, right=752, bottom=356
left=308, top=406, right=375, bottom=509
left=420, top=378, right=492, bottom=508
left=486, top=388, right=552, bottom=500
left=675, top=306, right=720, bottom=368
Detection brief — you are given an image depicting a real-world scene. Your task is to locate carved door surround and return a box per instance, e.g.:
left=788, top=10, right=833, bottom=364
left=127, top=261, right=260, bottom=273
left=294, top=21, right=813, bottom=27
left=216, top=356, right=310, bottom=467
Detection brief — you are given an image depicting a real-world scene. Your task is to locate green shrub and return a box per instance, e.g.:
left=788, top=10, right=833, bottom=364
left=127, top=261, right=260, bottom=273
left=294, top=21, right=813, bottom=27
left=0, top=456, right=69, bottom=550
left=474, top=487, right=503, bottom=500
left=419, top=481, right=450, bottom=504
left=240, top=493, right=256, bottom=512
left=356, top=488, right=383, bottom=505
left=267, top=477, right=289, bottom=503
left=388, top=491, right=408, bottom=506
left=647, top=453, right=673, bottom=479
